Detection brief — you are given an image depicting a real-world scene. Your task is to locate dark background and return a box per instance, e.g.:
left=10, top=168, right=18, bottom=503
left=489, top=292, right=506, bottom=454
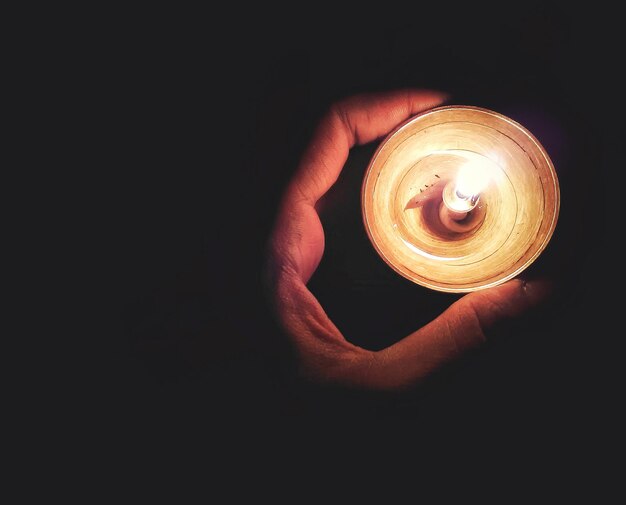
left=96, top=4, right=614, bottom=458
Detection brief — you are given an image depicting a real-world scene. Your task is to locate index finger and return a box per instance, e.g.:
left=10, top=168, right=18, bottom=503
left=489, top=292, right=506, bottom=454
left=287, top=89, right=449, bottom=205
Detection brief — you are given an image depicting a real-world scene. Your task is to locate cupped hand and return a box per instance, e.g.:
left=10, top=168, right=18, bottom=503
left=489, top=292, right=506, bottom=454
left=267, top=89, right=552, bottom=391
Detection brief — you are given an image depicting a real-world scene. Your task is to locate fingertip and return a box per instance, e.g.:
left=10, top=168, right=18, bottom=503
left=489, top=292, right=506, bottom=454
left=434, top=90, right=453, bottom=103
left=407, top=88, right=451, bottom=111
left=458, top=277, right=555, bottom=330
left=516, top=276, right=555, bottom=304
left=439, top=92, right=453, bottom=105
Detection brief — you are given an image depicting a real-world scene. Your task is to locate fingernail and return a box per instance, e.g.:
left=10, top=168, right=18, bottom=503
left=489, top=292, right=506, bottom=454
left=518, top=276, right=555, bottom=299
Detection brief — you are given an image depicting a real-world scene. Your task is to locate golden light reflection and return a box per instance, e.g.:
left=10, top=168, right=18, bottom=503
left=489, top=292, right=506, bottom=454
left=455, top=160, right=491, bottom=200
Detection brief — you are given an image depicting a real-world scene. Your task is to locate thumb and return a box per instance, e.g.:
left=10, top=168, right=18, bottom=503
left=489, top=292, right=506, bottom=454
left=366, top=278, right=554, bottom=390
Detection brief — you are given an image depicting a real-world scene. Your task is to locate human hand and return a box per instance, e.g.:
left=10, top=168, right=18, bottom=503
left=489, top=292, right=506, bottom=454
left=266, top=89, right=553, bottom=391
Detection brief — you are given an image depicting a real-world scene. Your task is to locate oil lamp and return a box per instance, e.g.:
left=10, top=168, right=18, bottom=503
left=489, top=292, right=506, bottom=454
left=361, top=106, right=560, bottom=293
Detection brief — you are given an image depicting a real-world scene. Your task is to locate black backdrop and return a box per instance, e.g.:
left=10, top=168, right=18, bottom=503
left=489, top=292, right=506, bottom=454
left=100, top=4, right=614, bottom=461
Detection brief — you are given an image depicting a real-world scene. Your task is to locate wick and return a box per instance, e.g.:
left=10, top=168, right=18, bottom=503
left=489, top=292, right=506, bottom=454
left=440, top=180, right=482, bottom=232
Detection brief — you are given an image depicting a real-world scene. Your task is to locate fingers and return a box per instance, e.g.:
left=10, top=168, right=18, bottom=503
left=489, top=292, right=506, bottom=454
left=356, top=279, right=554, bottom=390
left=287, top=89, right=449, bottom=205
left=270, top=276, right=554, bottom=392
left=270, top=89, right=448, bottom=283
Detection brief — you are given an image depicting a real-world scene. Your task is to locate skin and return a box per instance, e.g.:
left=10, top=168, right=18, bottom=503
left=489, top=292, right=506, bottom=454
left=267, top=89, right=553, bottom=392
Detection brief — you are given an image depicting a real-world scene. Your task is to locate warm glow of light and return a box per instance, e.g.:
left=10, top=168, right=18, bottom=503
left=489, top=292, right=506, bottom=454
left=455, top=160, right=491, bottom=199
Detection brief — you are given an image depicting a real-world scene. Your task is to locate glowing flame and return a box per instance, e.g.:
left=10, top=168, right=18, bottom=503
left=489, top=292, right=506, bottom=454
left=455, top=161, right=491, bottom=199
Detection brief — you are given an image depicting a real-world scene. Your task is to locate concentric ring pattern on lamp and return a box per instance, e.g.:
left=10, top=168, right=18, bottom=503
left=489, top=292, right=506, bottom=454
left=361, top=106, right=560, bottom=293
